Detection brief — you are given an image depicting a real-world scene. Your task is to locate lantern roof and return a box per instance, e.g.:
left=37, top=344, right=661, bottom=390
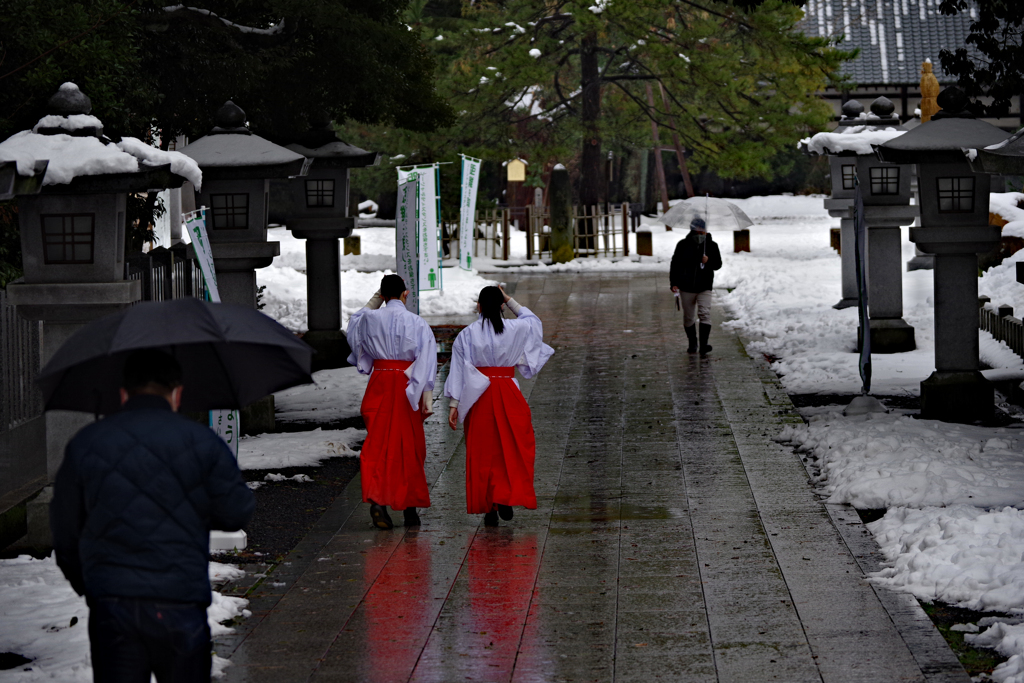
left=283, top=117, right=380, bottom=168
left=179, top=101, right=307, bottom=180
left=0, top=83, right=199, bottom=195
left=877, top=87, right=1011, bottom=164
left=800, top=97, right=907, bottom=157
left=969, top=126, right=1024, bottom=175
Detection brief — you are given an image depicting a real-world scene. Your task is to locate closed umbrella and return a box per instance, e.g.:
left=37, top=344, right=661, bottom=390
left=662, top=197, right=754, bottom=231
left=38, top=298, right=313, bottom=415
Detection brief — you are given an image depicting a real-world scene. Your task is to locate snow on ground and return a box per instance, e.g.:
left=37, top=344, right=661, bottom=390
left=237, top=428, right=364, bottom=470
left=0, top=555, right=247, bottom=681
left=274, top=367, right=368, bottom=424
left=258, top=226, right=497, bottom=332
left=778, top=412, right=1024, bottom=510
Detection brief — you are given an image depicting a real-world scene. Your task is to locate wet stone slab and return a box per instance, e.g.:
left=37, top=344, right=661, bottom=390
left=221, top=273, right=968, bottom=683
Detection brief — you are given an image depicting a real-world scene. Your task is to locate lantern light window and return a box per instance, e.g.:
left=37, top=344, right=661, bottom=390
left=869, top=167, right=900, bottom=195
left=936, top=177, right=974, bottom=213
left=306, top=179, right=335, bottom=208
left=210, top=193, right=249, bottom=229
left=42, top=214, right=94, bottom=264
left=841, top=165, right=856, bottom=190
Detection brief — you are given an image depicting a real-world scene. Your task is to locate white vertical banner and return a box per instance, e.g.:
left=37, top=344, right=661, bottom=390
left=398, top=164, right=441, bottom=291
left=396, top=177, right=420, bottom=315
left=183, top=207, right=239, bottom=459
left=459, top=155, right=481, bottom=271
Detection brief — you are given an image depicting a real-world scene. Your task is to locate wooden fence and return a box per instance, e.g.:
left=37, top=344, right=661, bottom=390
left=980, top=297, right=1024, bottom=358
left=526, top=204, right=630, bottom=260
left=0, top=289, right=42, bottom=433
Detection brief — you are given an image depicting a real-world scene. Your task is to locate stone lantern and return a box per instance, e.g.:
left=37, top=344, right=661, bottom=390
left=877, top=87, right=1011, bottom=422
left=0, top=83, right=194, bottom=477
left=969, top=127, right=1024, bottom=287
left=179, top=102, right=307, bottom=308
left=273, top=120, right=379, bottom=368
left=803, top=97, right=917, bottom=352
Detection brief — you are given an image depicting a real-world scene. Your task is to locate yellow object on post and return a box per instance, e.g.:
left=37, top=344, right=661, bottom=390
left=507, top=159, right=526, bottom=182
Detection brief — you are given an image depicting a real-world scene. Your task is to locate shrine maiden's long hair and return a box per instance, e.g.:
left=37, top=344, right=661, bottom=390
left=478, top=286, right=505, bottom=334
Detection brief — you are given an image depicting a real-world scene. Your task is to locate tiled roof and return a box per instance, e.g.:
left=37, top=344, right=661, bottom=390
left=798, top=0, right=977, bottom=86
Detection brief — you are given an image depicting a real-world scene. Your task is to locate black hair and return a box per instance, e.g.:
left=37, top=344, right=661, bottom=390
left=122, top=349, right=183, bottom=394
left=478, top=286, right=505, bottom=334
left=381, top=274, right=406, bottom=300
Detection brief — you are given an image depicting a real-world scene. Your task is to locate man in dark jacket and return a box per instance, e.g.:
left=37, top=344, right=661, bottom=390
left=51, top=348, right=255, bottom=683
left=669, top=217, right=724, bottom=356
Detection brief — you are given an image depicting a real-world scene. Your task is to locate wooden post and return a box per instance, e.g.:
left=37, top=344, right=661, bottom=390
left=526, top=204, right=534, bottom=261
left=622, top=202, right=629, bottom=256
left=502, top=209, right=510, bottom=261
left=920, top=60, right=940, bottom=122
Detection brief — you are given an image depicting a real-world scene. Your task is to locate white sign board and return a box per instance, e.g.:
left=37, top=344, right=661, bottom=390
left=459, top=155, right=481, bottom=271
left=183, top=208, right=239, bottom=459
left=398, top=165, right=441, bottom=291
left=396, top=178, right=420, bottom=314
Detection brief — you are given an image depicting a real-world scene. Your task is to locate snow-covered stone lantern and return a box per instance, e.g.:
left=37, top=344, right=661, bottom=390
left=179, top=101, right=307, bottom=308
left=277, top=119, right=380, bottom=368
left=877, top=87, right=1011, bottom=422
left=0, top=82, right=199, bottom=477
left=802, top=97, right=917, bottom=353
left=969, top=127, right=1024, bottom=288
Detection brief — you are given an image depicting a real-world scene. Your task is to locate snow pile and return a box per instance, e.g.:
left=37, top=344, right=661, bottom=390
left=800, top=127, right=906, bottom=156
left=0, top=128, right=202, bottom=188
left=275, top=367, right=369, bottom=424
left=264, top=473, right=313, bottom=483
left=778, top=411, right=1024, bottom=509
left=980, top=246, right=1024, bottom=314
left=0, top=555, right=247, bottom=681
left=867, top=505, right=1024, bottom=612
left=32, top=114, right=102, bottom=133
left=237, top=427, right=364, bottom=470
left=967, top=622, right=1024, bottom=683
left=991, top=192, right=1024, bottom=240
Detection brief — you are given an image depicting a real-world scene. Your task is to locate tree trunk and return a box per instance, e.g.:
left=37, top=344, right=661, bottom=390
left=579, top=31, right=603, bottom=250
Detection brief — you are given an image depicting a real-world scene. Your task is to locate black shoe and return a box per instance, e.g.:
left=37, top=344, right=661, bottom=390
left=404, top=507, right=421, bottom=527
left=684, top=324, right=698, bottom=353
left=370, top=503, right=393, bottom=530
left=699, top=323, right=713, bottom=357
left=497, top=504, right=514, bottom=521
left=483, top=510, right=499, bottom=526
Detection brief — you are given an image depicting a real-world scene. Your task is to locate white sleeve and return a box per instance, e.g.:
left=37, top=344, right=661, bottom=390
left=344, top=307, right=374, bottom=375
left=514, top=306, right=554, bottom=379
left=404, top=319, right=438, bottom=411
left=443, top=333, right=465, bottom=403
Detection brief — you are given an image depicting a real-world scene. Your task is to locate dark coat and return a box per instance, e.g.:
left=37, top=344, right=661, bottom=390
left=51, top=394, right=255, bottom=605
left=669, top=232, right=723, bottom=293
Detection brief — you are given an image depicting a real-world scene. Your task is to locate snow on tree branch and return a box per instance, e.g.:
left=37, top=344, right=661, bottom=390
left=162, top=5, right=285, bottom=36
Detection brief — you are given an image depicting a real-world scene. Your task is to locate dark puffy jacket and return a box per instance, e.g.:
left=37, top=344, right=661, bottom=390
left=51, top=394, right=255, bottom=605
left=669, top=232, right=723, bottom=293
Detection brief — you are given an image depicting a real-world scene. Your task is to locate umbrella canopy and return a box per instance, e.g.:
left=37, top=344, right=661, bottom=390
left=662, top=197, right=754, bottom=231
left=38, top=298, right=313, bottom=415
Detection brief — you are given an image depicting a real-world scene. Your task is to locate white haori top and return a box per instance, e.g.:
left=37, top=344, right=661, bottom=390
left=444, top=300, right=554, bottom=423
left=346, top=297, right=438, bottom=411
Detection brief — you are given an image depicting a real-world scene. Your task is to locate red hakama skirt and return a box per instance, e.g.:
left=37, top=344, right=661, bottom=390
left=360, top=359, right=430, bottom=510
left=464, top=367, right=537, bottom=514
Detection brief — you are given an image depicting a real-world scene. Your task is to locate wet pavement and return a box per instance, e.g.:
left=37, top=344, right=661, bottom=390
left=220, top=273, right=969, bottom=683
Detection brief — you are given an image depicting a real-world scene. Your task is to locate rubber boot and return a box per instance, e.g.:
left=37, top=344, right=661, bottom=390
left=684, top=324, right=698, bottom=353
left=699, top=323, right=713, bottom=357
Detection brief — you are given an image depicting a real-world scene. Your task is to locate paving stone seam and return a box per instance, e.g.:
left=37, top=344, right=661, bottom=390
left=735, top=329, right=971, bottom=683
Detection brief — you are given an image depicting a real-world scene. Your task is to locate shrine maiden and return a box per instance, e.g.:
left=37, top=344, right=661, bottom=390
left=445, top=285, right=554, bottom=526
left=347, top=274, right=437, bottom=529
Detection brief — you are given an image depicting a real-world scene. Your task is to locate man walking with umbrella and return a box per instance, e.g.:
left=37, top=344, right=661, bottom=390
left=346, top=274, right=438, bottom=529
left=50, top=349, right=255, bottom=683
left=670, top=217, right=723, bottom=356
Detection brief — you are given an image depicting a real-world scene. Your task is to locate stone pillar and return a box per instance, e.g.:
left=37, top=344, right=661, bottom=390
left=291, top=223, right=354, bottom=370
left=861, top=204, right=918, bottom=353
left=824, top=198, right=857, bottom=309
left=912, top=226, right=1000, bottom=422
left=549, top=166, right=573, bottom=263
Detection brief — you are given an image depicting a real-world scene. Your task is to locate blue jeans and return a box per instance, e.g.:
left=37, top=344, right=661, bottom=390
left=88, top=597, right=211, bottom=683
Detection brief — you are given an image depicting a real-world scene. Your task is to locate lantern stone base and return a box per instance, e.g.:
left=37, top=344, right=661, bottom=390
left=920, top=371, right=993, bottom=423
left=857, top=318, right=916, bottom=353
left=240, top=396, right=275, bottom=436
left=303, top=330, right=352, bottom=372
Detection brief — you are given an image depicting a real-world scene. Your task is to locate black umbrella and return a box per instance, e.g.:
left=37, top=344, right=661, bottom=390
left=38, top=298, right=314, bottom=415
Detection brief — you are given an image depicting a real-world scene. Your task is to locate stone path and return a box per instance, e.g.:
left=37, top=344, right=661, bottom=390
left=220, top=273, right=969, bottom=683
